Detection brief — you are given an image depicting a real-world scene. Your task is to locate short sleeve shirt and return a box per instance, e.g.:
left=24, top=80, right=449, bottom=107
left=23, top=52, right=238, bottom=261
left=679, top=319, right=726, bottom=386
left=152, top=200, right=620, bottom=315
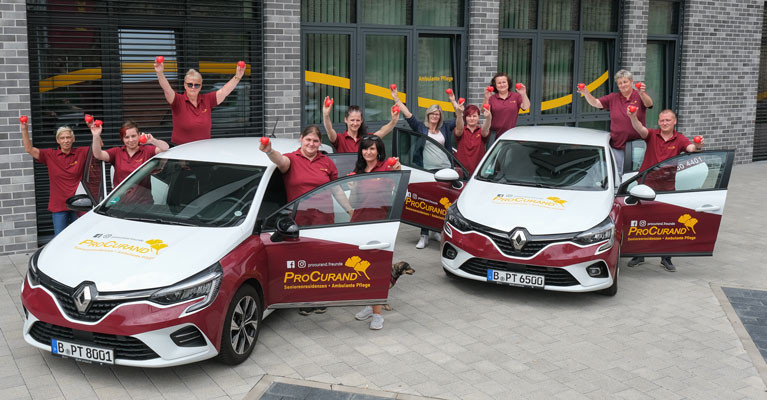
left=170, top=91, right=218, bottom=145
left=105, top=145, right=157, bottom=186
left=597, top=90, right=647, bottom=150
left=331, top=131, right=362, bottom=153
left=488, top=92, right=524, bottom=136
left=455, top=126, right=488, bottom=174
left=36, top=147, right=89, bottom=212
left=640, top=129, right=691, bottom=172
left=283, top=149, right=338, bottom=202
left=349, top=160, right=395, bottom=223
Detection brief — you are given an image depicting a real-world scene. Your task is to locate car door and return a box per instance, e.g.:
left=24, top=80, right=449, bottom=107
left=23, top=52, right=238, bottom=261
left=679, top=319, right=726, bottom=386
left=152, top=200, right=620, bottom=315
left=260, top=170, right=410, bottom=308
left=391, top=127, right=467, bottom=231
left=617, top=150, right=734, bottom=257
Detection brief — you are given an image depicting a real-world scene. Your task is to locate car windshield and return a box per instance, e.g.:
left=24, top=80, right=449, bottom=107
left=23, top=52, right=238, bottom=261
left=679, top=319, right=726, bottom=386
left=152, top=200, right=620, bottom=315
left=95, top=158, right=265, bottom=227
left=476, top=140, right=608, bottom=190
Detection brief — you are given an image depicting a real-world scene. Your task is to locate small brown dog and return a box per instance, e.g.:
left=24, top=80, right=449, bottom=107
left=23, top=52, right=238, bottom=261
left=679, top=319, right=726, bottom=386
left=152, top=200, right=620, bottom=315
left=383, top=261, right=414, bottom=311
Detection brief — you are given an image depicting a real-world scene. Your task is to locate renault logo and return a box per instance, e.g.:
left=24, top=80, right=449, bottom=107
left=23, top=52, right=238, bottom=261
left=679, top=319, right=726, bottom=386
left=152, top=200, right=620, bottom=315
left=510, top=229, right=527, bottom=251
left=73, top=283, right=96, bottom=314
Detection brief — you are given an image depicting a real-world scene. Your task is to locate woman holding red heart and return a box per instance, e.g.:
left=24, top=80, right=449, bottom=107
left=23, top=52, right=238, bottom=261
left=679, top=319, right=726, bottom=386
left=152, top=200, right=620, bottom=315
left=322, top=98, right=400, bottom=153
left=348, top=135, right=400, bottom=330
left=155, top=60, right=245, bottom=145
left=483, top=73, right=530, bottom=144
left=452, top=101, right=492, bottom=175
left=578, top=69, right=654, bottom=180
left=90, top=121, right=169, bottom=186
left=20, top=121, right=89, bottom=236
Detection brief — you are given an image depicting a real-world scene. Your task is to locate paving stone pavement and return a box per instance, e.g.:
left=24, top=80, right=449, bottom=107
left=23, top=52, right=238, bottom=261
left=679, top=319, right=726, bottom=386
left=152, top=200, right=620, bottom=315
left=0, top=162, right=766, bottom=400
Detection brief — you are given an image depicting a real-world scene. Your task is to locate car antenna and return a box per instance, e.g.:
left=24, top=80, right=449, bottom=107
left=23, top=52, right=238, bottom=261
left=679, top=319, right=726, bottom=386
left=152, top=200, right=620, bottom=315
left=268, top=117, right=279, bottom=138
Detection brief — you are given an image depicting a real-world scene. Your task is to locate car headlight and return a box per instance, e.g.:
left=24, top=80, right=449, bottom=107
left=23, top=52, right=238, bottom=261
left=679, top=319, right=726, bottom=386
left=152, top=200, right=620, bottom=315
left=445, top=204, right=472, bottom=232
left=150, top=263, right=223, bottom=314
left=27, top=247, right=43, bottom=286
left=574, top=217, right=615, bottom=252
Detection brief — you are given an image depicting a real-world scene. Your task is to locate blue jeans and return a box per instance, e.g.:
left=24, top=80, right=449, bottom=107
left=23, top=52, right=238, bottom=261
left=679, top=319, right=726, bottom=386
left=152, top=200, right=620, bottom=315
left=52, top=211, right=78, bottom=236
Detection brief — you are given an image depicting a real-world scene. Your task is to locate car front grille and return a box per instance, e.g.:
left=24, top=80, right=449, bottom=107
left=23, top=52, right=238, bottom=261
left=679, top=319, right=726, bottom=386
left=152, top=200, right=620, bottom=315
left=459, top=258, right=579, bottom=286
left=485, top=231, right=562, bottom=257
left=29, top=322, right=160, bottom=361
left=39, top=275, right=134, bottom=322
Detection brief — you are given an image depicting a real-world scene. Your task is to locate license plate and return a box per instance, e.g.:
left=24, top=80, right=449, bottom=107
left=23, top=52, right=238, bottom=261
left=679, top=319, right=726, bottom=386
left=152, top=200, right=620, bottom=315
left=51, top=339, right=114, bottom=365
left=487, top=269, right=545, bottom=288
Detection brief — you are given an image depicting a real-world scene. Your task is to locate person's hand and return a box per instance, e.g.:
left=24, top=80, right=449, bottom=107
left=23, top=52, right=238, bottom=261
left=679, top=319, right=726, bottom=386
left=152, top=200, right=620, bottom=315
left=391, top=87, right=400, bottom=103
left=483, top=88, right=493, bottom=102
left=259, top=140, right=272, bottom=154
left=390, top=157, right=402, bottom=170
left=576, top=85, right=588, bottom=96
left=235, top=62, right=245, bottom=80
left=322, top=96, right=332, bottom=116
left=390, top=104, right=400, bottom=118
left=635, top=82, right=645, bottom=93
left=626, top=105, right=638, bottom=118
left=483, top=106, right=492, bottom=119
left=154, top=61, right=164, bottom=74
left=516, top=83, right=527, bottom=96
left=446, top=90, right=456, bottom=103
left=695, top=137, right=705, bottom=150
left=143, top=133, right=156, bottom=143
left=90, top=123, right=102, bottom=136
left=455, top=102, right=465, bottom=113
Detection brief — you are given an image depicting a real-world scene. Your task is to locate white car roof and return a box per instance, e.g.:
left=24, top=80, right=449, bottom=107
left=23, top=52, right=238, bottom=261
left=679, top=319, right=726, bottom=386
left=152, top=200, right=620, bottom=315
left=498, top=126, right=611, bottom=148
left=155, top=137, right=331, bottom=166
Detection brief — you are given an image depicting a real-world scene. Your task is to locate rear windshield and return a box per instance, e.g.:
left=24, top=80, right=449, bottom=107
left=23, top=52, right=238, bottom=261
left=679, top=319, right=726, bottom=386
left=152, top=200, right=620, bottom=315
left=476, top=140, right=608, bottom=190
left=96, top=159, right=264, bottom=227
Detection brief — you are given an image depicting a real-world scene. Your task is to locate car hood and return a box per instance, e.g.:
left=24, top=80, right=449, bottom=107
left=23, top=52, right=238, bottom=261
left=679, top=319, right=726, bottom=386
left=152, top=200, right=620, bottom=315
left=37, top=212, right=245, bottom=291
left=457, top=180, right=613, bottom=235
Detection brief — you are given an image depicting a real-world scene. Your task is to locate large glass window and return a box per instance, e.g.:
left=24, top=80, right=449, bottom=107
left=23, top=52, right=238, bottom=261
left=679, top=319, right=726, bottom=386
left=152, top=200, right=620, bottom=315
left=498, top=0, right=618, bottom=126
left=365, top=35, right=407, bottom=122
left=756, top=4, right=767, bottom=161
left=417, top=36, right=457, bottom=120
left=646, top=0, right=681, bottom=129
left=304, top=34, right=351, bottom=125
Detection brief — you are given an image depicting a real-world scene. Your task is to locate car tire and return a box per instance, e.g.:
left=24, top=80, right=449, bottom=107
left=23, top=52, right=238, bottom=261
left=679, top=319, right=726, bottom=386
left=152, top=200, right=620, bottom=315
left=599, top=263, right=619, bottom=296
left=218, top=285, right=262, bottom=365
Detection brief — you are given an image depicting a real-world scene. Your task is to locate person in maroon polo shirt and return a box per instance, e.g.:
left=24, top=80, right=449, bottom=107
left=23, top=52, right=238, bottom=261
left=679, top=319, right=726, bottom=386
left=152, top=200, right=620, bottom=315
left=259, top=125, right=354, bottom=316
left=90, top=120, right=169, bottom=186
left=482, top=73, right=530, bottom=144
left=154, top=61, right=245, bottom=145
left=578, top=69, right=653, bottom=181
left=626, top=108, right=704, bottom=272
left=452, top=101, right=492, bottom=175
left=322, top=100, right=400, bottom=153
left=21, top=122, right=89, bottom=236
left=348, top=135, right=401, bottom=330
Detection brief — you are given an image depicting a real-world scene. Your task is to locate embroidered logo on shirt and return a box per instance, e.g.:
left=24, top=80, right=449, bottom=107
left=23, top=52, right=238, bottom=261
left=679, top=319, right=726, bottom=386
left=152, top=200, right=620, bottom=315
left=69, top=161, right=78, bottom=166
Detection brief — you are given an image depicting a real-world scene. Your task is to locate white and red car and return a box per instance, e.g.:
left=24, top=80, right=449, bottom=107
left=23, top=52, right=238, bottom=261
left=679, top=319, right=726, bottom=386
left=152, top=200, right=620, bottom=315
left=432, top=126, right=734, bottom=295
left=21, top=138, right=410, bottom=367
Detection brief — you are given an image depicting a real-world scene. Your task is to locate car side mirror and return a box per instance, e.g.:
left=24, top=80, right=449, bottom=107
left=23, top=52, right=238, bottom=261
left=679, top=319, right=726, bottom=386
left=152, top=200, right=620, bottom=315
left=270, top=216, right=299, bottom=242
left=625, top=184, right=656, bottom=205
left=435, top=168, right=463, bottom=189
left=66, top=194, right=93, bottom=212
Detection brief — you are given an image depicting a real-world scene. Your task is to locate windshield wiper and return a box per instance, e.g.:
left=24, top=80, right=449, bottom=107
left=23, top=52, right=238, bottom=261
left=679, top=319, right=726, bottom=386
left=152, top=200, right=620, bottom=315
left=508, top=181, right=550, bottom=188
left=123, top=217, right=196, bottom=227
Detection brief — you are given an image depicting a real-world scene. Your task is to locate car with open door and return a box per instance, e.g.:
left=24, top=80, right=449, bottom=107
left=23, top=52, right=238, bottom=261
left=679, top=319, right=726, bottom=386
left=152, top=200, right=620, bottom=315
left=21, top=137, right=410, bottom=367
left=439, top=126, right=734, bottom=296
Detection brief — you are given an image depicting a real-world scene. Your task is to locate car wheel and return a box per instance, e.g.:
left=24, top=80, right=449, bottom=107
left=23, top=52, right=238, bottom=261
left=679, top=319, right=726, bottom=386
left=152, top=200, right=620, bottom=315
left=218, top=285, right=262, bottom=365
left=599, top=263, right=619, bottom=296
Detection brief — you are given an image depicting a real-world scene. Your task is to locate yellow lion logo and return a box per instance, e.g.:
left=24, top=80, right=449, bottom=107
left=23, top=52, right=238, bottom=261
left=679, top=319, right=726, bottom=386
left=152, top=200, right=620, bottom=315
left=678, top=214, right=698, bottom=234
left=546, top=196, right=567, bottom=207
left=439, top=197, right=452, bottom=209
left=145, top=239, right=168, bottom=255
left=345, top=256, right=371, bottom=280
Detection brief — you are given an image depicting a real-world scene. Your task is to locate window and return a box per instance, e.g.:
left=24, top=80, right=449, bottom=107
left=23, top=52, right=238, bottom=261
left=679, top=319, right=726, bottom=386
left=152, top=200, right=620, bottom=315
left=646, top=0, right=682, bottom=129
left=498, top=0, right=618, bottom=126
left=301, top=0, right=467, bottom=140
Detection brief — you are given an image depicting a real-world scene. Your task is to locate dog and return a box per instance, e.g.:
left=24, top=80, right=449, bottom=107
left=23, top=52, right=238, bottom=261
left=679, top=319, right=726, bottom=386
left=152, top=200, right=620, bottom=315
left=383, top=261, right=414, bottom=311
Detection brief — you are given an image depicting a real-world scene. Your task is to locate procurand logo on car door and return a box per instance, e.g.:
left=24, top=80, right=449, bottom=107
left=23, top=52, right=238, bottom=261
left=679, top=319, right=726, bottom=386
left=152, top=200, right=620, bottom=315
left=283, top=255, right=374, bottom=290
left=627, top=214, right=700, bottom=242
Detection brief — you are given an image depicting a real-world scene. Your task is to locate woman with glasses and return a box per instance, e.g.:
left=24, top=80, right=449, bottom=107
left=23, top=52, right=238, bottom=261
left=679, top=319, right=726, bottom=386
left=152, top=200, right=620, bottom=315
left=322, top=100, right=400, bottom=153
left=154, top=61, right=245, bottom=145
left=390, top=87, right=458, bottom=249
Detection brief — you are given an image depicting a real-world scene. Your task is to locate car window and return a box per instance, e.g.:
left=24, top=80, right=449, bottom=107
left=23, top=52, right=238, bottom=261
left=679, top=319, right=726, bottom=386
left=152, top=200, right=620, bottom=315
left=628, top=139, right=647, bottom=172
left=621, top=152, right=731, bottom=194
left=476, top=140, right=608, bottom=190
left=96, top=159, right=265, bottom=227
left=393, top=127, right=468, bottom=179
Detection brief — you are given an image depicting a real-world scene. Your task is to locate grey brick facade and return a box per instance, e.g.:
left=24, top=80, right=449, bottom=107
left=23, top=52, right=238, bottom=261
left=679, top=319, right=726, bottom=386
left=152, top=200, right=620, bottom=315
left=676, top=0, right=762, bottom=164
left=620, top=0, right=650, bottom=82
left=467, top=0, right=500, bottom=107
left=263, top=0, right=302, bottom=138
left=0, top=0, right=36, bottom=255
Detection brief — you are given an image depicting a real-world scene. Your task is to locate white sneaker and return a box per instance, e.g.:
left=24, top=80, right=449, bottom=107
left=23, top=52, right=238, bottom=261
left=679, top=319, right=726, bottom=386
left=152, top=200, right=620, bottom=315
left=369, top=314, right=384, bottom=330
left=415, top=234, right=429, bottom=249
left=429, top=231, right=442, bottom=241
left=355, top=306, right=373, bottom=320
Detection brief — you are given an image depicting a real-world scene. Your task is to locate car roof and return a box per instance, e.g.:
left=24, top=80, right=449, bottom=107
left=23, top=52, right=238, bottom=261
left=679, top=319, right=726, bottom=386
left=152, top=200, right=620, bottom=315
left=155, top=137, right=321, bottom=166
left=497, top=126, right=611, bottom=147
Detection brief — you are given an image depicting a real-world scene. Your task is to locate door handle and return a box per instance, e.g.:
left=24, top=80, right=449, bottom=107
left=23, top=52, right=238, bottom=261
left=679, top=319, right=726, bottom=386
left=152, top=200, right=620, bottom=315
left=695, top=204, right=720, bottom=212
left=359, top=241, right=390, bottom=250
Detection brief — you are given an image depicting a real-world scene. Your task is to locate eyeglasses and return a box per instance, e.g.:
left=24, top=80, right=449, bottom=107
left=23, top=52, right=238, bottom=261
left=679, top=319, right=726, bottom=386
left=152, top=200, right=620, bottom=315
left=364, top=135, right=380, bottom=141
left=185, top=82, right=201, bottom=89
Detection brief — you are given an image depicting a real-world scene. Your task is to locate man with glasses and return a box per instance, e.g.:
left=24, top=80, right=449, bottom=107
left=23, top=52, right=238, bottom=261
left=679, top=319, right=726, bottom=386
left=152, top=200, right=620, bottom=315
left=154, top=61, right=245, bottom=145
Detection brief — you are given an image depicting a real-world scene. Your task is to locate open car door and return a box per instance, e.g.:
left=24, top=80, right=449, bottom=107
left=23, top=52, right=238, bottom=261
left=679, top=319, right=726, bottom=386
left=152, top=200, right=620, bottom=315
left=391, top=127, right=468, bottom=231
left=66, top=149, right=107, bottom=211
left=617, top=150, right=735, bottom=257
left=261, top=170, right=410, bottom=309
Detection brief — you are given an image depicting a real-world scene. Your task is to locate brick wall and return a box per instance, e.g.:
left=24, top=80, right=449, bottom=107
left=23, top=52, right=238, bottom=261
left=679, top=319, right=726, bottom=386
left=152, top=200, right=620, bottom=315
left=263, top=0, right=301, bottom=138
left=676, top=0, right=763, bottom=164
left=0, top=0, right=36, bottom=255
left=467, top=0, right=500, bottom=107
left=620, top=0, right=650, bottom=82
